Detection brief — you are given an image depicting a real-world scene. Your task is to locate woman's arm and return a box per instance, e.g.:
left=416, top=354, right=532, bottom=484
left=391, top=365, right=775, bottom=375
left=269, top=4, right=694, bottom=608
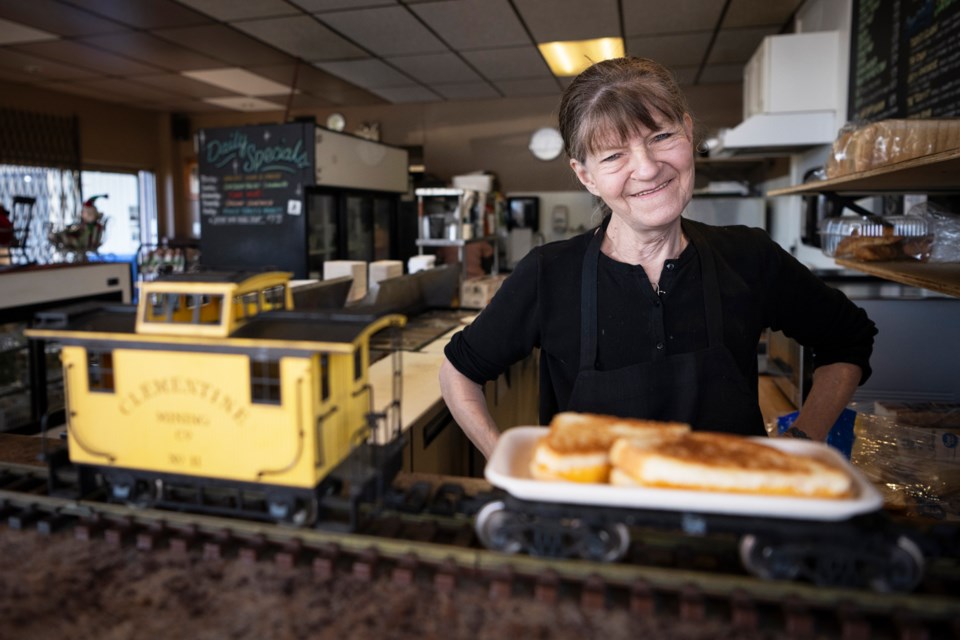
left=785, top=362, right=862, bottom=441
left=439, top=357, right=501, bottom=459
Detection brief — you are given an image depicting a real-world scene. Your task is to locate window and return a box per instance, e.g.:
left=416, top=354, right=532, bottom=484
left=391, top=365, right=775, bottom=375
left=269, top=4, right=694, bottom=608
left=144, top=292, right=223, bottom=326
left=320, top=354, right=330, bottom=401
left=262, top=285, right=287, bottom=311
left=354, top=349, right=363, bottom=381
left=250, top=358, right=281, bottom=404
left=87, top=350, right=115, bottom=392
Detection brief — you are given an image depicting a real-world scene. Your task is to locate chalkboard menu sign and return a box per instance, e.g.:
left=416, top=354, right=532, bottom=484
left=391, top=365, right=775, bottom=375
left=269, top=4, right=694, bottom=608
left=849, top=0, right=960, bottom=121
left=198, top=122, right=315, bottom=277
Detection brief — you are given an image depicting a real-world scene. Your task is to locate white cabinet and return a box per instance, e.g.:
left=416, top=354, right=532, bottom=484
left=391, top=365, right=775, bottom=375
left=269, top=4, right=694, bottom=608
left=743, top=31, right=841, bottom=119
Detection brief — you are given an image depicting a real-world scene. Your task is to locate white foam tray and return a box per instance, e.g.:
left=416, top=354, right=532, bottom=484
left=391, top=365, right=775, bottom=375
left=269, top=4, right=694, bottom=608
left=485, top=427, right=883, bottom=521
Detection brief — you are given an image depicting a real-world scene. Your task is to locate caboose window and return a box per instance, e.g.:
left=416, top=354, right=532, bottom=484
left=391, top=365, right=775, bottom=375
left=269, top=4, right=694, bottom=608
left=250, top=358, right=281, bottom=404
left=87, top=350, right=115, bottom=393
left=354, top=349, right=363, bottom=381
left=144, top=292, right=223, bottom=325
left=262, top=285, right=287, bottom=311
left=320, top=354, right=330, bottom=401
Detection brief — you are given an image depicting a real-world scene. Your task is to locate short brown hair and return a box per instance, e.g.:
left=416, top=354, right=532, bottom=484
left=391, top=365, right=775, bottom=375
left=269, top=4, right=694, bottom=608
left=558, top=57, right=692, bottom=162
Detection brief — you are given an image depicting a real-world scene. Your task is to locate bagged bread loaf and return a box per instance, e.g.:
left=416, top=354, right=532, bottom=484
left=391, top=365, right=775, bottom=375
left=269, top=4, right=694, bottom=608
left=826, top=119, right=960, bottom=178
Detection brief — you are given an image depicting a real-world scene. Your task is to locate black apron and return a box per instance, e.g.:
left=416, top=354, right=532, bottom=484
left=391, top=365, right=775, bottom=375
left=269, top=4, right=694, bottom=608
left=566, top=216, right=765, bottom=436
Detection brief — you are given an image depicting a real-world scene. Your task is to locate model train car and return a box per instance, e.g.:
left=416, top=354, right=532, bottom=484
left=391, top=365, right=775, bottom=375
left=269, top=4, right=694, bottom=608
left=476, top=427, right=928, bottom=592
left=26, top=271, right=406, bottom=528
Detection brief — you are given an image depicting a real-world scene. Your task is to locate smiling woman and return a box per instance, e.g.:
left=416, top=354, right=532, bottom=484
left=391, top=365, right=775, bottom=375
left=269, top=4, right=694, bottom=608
left=439, top=57, right=878, bottom=461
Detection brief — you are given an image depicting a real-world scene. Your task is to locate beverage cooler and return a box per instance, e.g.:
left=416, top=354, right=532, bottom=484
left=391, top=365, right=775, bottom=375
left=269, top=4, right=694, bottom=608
left=198, top=122, right=409, bottom=279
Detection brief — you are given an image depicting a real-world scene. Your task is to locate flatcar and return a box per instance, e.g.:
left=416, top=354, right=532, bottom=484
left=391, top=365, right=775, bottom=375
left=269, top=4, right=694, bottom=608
left=26, top=271, right=406, bottom=528
left=476, top=427, right=929, bottom=592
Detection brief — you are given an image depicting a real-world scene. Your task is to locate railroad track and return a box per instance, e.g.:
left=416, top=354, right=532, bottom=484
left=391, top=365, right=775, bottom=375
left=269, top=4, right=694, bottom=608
left=1, top=460, right=959, bottom=638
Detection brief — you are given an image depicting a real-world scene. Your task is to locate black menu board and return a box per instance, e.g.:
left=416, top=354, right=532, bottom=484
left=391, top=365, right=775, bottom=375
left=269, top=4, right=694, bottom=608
left=198, top=122, right=315, bottom=277
left=849, top=0, right=960, bottom=121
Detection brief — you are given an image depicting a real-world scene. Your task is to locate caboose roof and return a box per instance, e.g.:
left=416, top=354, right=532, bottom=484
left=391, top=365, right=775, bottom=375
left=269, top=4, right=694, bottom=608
left=25, top=303, right=404, bottom=354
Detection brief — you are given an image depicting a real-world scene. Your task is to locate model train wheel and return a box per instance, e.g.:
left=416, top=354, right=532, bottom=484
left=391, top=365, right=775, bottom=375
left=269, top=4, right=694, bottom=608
left=104, top=472, right=156, bottom=508
left=577, top=523, right=631, bottom=562
left=738, top=534, right=801, bottom=581
left=475, top=500, right=525, bottom=554
left=867, top=535, right=925, bottom=592
left=267, top=493, right=319, bottom=526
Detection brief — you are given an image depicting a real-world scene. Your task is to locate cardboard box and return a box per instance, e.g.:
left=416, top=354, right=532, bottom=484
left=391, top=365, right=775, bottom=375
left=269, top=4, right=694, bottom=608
left=460, top=274, right=507, bottom=309
left=323, top=260, right=367, bottom=303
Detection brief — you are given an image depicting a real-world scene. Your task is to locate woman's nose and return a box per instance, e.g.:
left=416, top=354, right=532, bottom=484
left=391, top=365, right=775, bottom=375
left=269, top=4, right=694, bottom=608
left=628, top=145, right=659, bottom=179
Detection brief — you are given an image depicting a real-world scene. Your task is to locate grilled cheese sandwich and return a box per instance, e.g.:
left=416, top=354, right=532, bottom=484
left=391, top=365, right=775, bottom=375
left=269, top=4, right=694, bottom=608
left=529, top=412, right=690, bottom=483
left=609, top=432, right=853, bottom=498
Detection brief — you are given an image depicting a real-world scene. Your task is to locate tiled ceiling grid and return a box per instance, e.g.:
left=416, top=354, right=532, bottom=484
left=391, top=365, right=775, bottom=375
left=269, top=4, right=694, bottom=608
left=0, top=0, right=804, bottom=114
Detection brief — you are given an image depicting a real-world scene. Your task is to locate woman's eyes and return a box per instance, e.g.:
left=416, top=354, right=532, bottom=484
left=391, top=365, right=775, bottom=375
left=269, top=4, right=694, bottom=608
left=652, top=131, right=675, bottom=143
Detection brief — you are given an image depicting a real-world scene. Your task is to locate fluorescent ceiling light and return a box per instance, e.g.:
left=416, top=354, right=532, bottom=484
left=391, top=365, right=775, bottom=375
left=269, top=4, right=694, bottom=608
left=0, top=17, right=57, bottom=45
left=183, top=68, right=292, bottom=96
left=203, top=96, right=285, bottom=112
left=538, top=37, right=624, bottom=77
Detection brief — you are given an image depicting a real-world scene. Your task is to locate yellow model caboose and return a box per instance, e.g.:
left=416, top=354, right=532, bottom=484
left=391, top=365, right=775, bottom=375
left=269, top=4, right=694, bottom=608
left=27, top=271, right=406, bottom=526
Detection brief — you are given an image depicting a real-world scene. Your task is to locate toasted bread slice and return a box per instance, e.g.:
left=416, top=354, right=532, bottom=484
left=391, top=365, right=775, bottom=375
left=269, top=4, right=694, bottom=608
left=609, top=432, right=853, bottom=498
left=530, top=412, right=690, bottom=483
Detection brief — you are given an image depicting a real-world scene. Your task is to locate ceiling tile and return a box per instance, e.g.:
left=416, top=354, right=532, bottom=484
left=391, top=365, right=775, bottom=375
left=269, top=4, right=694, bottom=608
left=708, top=26, right=777, bottom=64
left=204, top=95, right=285, bottom=111
left=290, top=0, right=399, bottom=10
left=669, top=66, right=698, bottom=86
left=60, top=0, right=211, bottom=29
left=387, top=52, right=481, bottom=84
left=723, top=0, right=804, bottom=29
left=317, top=6, right=447, bottom=57
left=513, top=0, right=619, bottom=42
left=461, top=46, right=552, bottom=80
left=132, top=73, right=238, bottom=98
left=493, top=77, right=561, bottom=97
left=78, top=31, right=226, bottom=71
left=433, top=81, right=500, bottom=100
left=0, top=0, right=126, bottom=37
left=314, top=58, right=413, bottom=89
left=0, top=48, right=100, bottom=81
left=251, top=62, right=387, bottom=106
left=0, top=17, right=57, bottom=45
left=154, top=24, right=293, bottom=66
left=162, top=99, right=230, bottom=112
left=72, top=77, right=182, bottom=102
left=626, top=32, right=714, bottom=68
left=232, top=15, right=368, bottom=61
left=698, top=63, right=745, bottom=84
left=40, top=80, right=131, bottom=103
left=367, top=84, right=439, bottom=103
left=182, top=68, right=292, bottom=96
left=175, top=0, right=301, bottom=21
left=12, top=40, right=164, bottom=76
left=411, top=0, right=530, bottom=49
left=623, top=0, right=724, bottom=36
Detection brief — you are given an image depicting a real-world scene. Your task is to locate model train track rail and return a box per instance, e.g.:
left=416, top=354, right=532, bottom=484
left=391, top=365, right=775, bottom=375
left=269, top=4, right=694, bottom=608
left=1, top=462, right=959, bottom=638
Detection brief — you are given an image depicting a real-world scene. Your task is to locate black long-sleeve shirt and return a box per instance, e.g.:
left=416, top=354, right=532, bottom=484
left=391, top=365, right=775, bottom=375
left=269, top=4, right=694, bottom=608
left=445, top=219, right=876, bottom=423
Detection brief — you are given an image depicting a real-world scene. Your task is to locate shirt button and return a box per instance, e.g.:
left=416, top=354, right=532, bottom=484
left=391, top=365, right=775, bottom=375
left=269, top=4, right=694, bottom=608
left=656, top=342, right=664, bottom=350
left=665, top=263, right=675, bottom=271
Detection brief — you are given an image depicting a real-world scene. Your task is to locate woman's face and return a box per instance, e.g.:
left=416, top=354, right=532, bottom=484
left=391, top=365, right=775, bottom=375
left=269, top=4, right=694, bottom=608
left=570, top=113, right=695, bottom=232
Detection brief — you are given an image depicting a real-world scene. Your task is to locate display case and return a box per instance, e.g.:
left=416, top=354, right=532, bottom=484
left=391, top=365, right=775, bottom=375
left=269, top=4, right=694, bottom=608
left=768, top=148, right=960, bottom=298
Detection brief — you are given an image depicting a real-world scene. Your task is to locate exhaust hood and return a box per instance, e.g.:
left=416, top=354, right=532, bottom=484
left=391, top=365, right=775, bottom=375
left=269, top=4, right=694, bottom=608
left=712, top=31, right=842, bottom=157
left=714, top=111, right=838, bottom=156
